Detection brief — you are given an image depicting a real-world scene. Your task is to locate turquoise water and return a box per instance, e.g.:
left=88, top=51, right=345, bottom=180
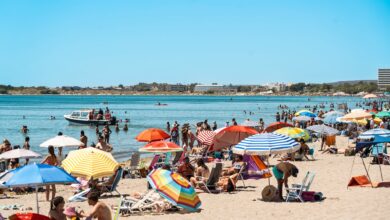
left=0, top=95, right=361, bottom=160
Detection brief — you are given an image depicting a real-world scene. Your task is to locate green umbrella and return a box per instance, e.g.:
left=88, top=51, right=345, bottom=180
left=375, top=111, right=390, bottom=118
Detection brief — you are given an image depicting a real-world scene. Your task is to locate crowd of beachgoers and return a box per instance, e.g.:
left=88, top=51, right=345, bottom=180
left=0, top=97, right=389, bottom=220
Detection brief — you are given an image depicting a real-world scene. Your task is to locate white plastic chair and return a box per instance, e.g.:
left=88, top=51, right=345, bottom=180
left=285, top=171, right=315, bottom=202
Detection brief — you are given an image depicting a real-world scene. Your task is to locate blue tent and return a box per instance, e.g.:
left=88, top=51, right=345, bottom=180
left=0, top=163, right=78, bottom=213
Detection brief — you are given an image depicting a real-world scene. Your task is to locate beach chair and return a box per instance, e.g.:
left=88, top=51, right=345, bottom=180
left=197, top=162, right=223, bottom=193
left=118, top=191, right=160, bottom=215
left=68, top=188, right=91, bottom=202
left=127, top=153, right=141, bottom=178
left=285, top=171, right=315, bottom=202
left=101, top=167, right=123, bottom=197
left=171, top=151, right=184, bottom=166
left=238, top=155, right=272, bottom=187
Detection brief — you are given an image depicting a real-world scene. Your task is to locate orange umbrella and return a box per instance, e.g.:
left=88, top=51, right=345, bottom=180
left=212, top=126, right=258, bottom=151
left=139, top=141, right=183, bottom=153
left=136, top=128, right=170, bottom=142
left=263, top=122, right=293, bottom=133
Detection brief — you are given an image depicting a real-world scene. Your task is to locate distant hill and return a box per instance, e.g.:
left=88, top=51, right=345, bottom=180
left=326, top=80, right=377, bottom=85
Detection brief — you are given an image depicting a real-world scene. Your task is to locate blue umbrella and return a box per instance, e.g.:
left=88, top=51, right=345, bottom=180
left=324, top=112, right=345, bottom=124
left=233, top=133, right=300, bottom=155
left=358, top=128, right=390, bottom=143
left=0, top=163, right=78, bottom=213
left=299, top=111, right=317, bottom=118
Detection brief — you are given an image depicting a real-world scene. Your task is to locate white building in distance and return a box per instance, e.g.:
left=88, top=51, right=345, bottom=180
left=378, top=68, right=390, bottom=89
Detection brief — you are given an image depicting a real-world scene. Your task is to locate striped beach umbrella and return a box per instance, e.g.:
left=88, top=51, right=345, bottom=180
left=233, top=133, right=300, bottom=155
left=196, top=130, right=216, bottom=146
left=147, top=168, right=201, bottom=212
left=62, top=147, right=118, bottom=179
left=139, top=141, right=183, bottom=153
left=274, top=127, right=310, bottom=141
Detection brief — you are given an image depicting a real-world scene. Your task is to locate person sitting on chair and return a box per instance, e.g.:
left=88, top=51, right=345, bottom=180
left=222, top=154, right=244, bottom=176
left=190, top=159, right=210, bottom=188
left=177, top=157, right=195, bottom=180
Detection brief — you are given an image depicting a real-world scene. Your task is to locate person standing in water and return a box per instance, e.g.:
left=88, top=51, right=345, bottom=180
left=23, top=136, right=31, bottom=165
left=80, top=130, right=88, bottom=149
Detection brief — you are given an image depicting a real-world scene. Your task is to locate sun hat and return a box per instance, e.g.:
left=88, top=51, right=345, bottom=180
left=64, top=207, right=77, bottom=217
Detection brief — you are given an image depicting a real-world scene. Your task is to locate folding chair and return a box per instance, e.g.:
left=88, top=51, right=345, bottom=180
left=127, top=153, right=141, bottom=178
left=101, top=167, right=123, bottom=196
left=285, top=171, right=315, bottom=202
left=197, top=162, right=223, bottom=193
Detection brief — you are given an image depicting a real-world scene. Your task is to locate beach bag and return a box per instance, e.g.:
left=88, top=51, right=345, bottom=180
left=344, top=148, right=355, bottom=156
left=301, top=191, right=316, bottom=202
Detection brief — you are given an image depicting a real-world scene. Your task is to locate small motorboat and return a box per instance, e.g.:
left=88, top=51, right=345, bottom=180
left=64, top=110, right=117, bottom=125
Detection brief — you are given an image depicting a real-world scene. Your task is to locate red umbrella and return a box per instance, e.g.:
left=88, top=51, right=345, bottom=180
left=196, top=130, right=216, bottom=146
left=9, top=213, right=50, bottom=220
left=263, top=122, right=293, bottom=133
left=212, top=126, right=258, bottom=151
left=136, top=128, right=170, bottom=142
left=139, top=140, right=183, bottom=153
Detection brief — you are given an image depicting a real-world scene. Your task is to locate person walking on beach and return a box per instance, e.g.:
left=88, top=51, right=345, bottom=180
left=23, top=136, right=31, bottom=164
left=80, top=192, right=112, bottom=220
left=80, top=130, right=88, bottom=149
left=41, top=146, right=59, bottom=201
left=272, top=161, right=299, bottom=200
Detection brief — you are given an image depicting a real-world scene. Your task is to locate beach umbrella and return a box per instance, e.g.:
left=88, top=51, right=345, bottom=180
left=375, top=111, right=390, bottom=118
left=196, top=130, right=216, bottom=146
left=0, top=149, right=41, bottom=159
left=358, top=128, right=390, bottom=143
left=263, top=122, right=293, bottom=133
left=213, top=126, right=258, bottom=151
left=0, top=163, right=78, bottom=213
left=274, top=127, right=310, bottom=141
left=139, top=141, right=183, bottom=153
left=40, top=135, right=83, bottom=148
left=306, top=124, right=339, bottom=135
left=292, top=116, right=311, bottom=122
left=341, top=110, right=372, bottom=121
left=363, top=94, right=378, bottom=99
left=147, top=168, right=201, bottom=212
left=240, top=120, right=259, bottom=127
left=136, top=128, right=170, bottom=142
left=295, top=110, right=316, bottom=118
left=62, top=147, right=118, bottom=179
left=232, top=133, right=300, bottom=155
left=9, top=213, right=51, bottom=220
left=322, top=111, right=345, bottom=118
left=323, top=112, right=345, bottom=124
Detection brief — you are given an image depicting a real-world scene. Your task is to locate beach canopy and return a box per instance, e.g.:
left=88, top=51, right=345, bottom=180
left=147, top=168, right=201, bottom=212
left=375, top=111, right=390, bottom=118
left=0, top=163, right=78, bottom=213
left=363, top=94, right=378, bottom=99
left=295, top=110, right=316, bottom=118
left=240, top=120, right=259, bottom=127
left=62, top=147, right=118, bottom=179
left=213, top=125, right=258, bottom=151
left=196, top=130, right=216, bottom=146
left=139, top=141, right=183, bottom=153
left=0, top=149, right=41, bottom=159
left=233, top=133, right=300, bottom=155
left=40, top=135, right=84, bottom=148
left=341, top=110, right=373, bottom=121
left=274, top=127, right=310, bottom=141
left=263, top=122, right=293, bottom=133
left=358, top=128, right=390, bottom=143
left=292, top=116, right=311, bottom=122
left=136, top=128, right=170, bottom=142
left=306, top=124, right=339, bottom=135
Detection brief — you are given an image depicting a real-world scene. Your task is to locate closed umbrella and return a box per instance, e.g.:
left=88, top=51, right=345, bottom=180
left=136, top=128, right=170, bottom=142
left=62, top=147, right=118, bottom=179
left=306, top=124, right=339, bottom=135
left=40, top=135, right=83, bottom=148
left=0, top=149, right=41, bottom=159
left=233, top=133, right=300, bottom=155
left=264, top=122, right=293, bottom=133
left=196, top=130, right=216, bottom=146
left=213, top=126, right=258, bottom=151
left=147, top=168, right=201, bottom=212
left=0, top=163, right=78, bottom=213
left=139, top=141, right=183, bottom=153
left=274, top=127, right=310, bottom=141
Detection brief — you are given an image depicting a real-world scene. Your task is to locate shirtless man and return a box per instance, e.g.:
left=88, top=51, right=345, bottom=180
left=95, top=136, right=112, bottom=152
left=80, top=192, right=112, bottom=220
left=272, top=161, right=299, bottom=200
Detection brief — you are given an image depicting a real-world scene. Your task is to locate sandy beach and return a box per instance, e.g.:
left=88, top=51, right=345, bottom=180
left=1, top=136, right=389, bottom=220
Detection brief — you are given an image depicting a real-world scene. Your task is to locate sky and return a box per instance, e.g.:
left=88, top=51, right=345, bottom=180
left=0, top=0, right=389, bottom=87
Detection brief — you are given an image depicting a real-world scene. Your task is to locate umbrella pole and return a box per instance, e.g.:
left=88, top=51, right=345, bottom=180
left=348, top=154, right=357, bottom=189
left=361, top=157, right=374, bottom=188
left=36, top=187, right=39, bottom=214
left=377, top=145, right=384, bottom=182
left=266, top=156, right=270, bottom=186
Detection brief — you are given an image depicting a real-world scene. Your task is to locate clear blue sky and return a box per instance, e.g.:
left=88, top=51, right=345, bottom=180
left=0, top=0, right=389, bottom=87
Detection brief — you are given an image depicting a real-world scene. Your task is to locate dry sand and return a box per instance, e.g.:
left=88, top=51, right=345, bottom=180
left=1, top=136, right=390, bottom=220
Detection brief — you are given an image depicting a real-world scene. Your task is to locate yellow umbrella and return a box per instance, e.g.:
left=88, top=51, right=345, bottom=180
left=274, top=127, right=310, bottom=141
left=62, top=147, right=119, bottom=179
left=341, top=110, right=372, bottom=121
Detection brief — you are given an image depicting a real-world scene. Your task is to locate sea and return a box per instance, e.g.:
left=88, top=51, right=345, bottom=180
left=0, top=95, right=362, bottom=161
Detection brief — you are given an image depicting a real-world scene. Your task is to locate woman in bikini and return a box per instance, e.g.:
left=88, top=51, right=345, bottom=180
left=41, top=146, right=59, bottom=201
